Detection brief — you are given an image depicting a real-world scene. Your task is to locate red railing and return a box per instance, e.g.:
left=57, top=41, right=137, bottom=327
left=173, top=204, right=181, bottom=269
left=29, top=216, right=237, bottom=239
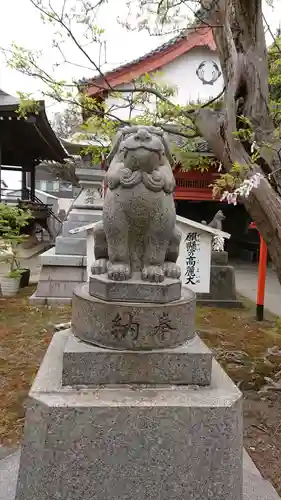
left=174, top=169, right=220, bottom=201
left=101, top=166, right=220, bottom=201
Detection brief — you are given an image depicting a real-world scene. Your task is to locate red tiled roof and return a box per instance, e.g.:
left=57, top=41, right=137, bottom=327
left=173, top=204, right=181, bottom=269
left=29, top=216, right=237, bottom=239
left=87, top=26, right=215, bottom=97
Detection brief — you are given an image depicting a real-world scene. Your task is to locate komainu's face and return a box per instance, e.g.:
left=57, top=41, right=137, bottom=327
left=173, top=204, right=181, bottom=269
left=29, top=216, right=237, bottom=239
left=119, top=126, right=165, bottom=173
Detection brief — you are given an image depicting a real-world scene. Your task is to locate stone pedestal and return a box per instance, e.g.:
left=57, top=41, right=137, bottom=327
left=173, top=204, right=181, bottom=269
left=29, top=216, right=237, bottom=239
left=11, top=278, right=280, bottom=499
left=197, top=251, right=243, bottom=308
left=30, top=167, right=104, bottom=305
left=15, top=330, right=243, bottom=500
left=15, top=272, right=247, bottom=500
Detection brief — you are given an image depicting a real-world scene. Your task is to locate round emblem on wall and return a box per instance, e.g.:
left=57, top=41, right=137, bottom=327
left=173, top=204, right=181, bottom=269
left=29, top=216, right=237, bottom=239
left=196, top=60, right=222, bottom=86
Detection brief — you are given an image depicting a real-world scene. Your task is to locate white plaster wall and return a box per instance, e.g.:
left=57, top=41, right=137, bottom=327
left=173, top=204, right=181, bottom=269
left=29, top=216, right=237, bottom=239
left=106, top=47, right=223, bottom=121
left=156, top=47, right=223, bottom=104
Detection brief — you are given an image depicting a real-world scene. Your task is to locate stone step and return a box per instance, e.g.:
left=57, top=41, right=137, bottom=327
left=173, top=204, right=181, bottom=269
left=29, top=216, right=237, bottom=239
left=29, top=294, right=72, bottom=305
left=69, top=210, right=103, bottom=223
left=62, top=331, right=213, bottom=386
left=38, top=266, right=86, bottom=283
left=55, top=236, right=87, bottom=256
left=34, top=279, right=84, bottom=298
left=40, top=248, right=86, bottom=267
left=62, top=221, right=87, bottom=238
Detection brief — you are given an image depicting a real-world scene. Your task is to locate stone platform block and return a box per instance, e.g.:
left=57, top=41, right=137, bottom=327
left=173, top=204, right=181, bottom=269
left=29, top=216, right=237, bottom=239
left=39, top=266, right=86, bottom=283
left=69, top=210, right=103, bottom=223
left=40, top=248, right=86, bottom=267
left=62, top=222, right=87, bottom=238
left=55, top=236, right=87, bottom=256
left=211, top=250, right=228, bottom=265
left=197, top=264, right=238, bottom=304
left=62, top=331, right=212, bottom=386
left=89, top=272, right=181, bottom=303
left=197, top=298, right=244, bottom=308
left=72, top=284, right=196, bottom=350
left=30, top=260, right=87, bottom=303
left=33, top=279, right=84, bottom=298
left=30, top=249, right=87, bottom=305
left=209, top=265, right=237, bottom=300
left=15, top=331, right=243, bottom=500
left=29, top=294, right=72, bottom=306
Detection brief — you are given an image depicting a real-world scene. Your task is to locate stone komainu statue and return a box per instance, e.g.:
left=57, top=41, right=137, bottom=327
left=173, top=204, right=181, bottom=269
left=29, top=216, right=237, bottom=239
left=91, top=125, right=181, bottom=283
left=208, top=210, right=226, bottom=252
left=208, top=210, right=225, bottom=231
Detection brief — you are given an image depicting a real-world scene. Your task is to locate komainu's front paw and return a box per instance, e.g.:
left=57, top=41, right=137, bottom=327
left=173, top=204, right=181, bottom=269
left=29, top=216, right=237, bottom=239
left=141, top=266, right=164, bottom=283
left=91, top=259, right=108, bottom=275
left=163, top=262, right=181, bottom=279
left=107, top=263, right=131, bottom=281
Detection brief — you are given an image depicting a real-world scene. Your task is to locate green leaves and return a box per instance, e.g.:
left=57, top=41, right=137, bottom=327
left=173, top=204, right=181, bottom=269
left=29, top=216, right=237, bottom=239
left=16, top=93, right=41, bottom=118
left=0, top=204, right=33, bottom=272
left=0, top=204, right=32, bottom=242
left=268, top=35, right=281, bottom=104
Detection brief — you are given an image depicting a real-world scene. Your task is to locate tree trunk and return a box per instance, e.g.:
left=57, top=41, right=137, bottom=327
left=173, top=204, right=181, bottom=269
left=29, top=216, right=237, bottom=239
left=195, top=0, right=281, bottom=284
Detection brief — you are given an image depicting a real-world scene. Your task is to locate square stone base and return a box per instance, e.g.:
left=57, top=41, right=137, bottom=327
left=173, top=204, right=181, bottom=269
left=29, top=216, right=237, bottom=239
left=15, top=331, right=243, bottom=500
left=62, top=331, right=212, bottom=386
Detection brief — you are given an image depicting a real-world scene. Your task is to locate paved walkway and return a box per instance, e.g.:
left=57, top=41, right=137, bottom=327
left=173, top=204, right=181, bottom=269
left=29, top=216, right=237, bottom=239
left=233, top=261, right=281, bottom=317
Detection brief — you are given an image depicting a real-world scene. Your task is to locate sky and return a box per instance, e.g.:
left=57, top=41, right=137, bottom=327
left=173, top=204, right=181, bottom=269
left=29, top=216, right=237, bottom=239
left=0, top=0, right=280, bottom=188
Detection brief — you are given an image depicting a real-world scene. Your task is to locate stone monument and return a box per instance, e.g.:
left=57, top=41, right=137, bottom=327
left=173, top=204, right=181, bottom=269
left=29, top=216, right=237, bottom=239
left=30, top=145, right=104, bottom=305
left=9, top=126, right=279, bottom=500
left=198, top=210, right=243, bottom=307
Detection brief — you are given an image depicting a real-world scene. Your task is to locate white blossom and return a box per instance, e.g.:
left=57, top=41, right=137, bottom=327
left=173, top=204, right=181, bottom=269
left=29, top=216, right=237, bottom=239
left=220, top=173, right=262, bottom=206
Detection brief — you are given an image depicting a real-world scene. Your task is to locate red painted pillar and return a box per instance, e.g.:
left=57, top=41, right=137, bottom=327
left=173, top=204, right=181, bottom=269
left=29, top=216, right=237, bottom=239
left=250, top=222, right=268, bottom=321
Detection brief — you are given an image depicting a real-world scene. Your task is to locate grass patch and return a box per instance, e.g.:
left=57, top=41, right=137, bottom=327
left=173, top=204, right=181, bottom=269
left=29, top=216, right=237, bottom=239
left=197, top=304, right=281, bottom=390
left=0, top=286, right=71, bottom=445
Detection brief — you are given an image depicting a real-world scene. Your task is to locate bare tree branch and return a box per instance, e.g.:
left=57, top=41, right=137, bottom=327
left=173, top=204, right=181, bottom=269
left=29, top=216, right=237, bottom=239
left=28, top=0, right=113, bottom=89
